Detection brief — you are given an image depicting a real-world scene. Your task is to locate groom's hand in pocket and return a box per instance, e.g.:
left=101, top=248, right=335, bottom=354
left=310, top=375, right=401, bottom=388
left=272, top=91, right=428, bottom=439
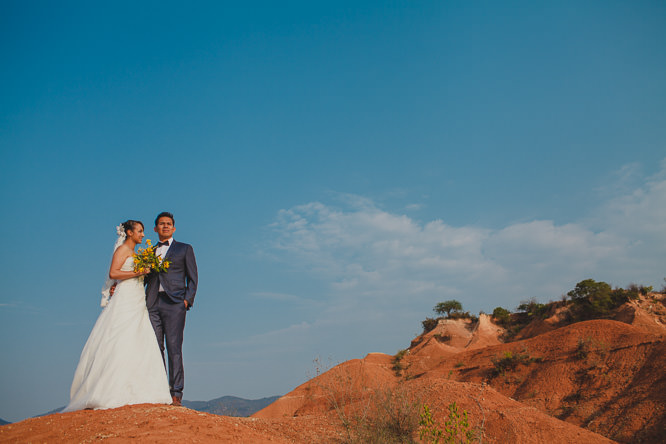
left=110, top=283, right=117, bottom=297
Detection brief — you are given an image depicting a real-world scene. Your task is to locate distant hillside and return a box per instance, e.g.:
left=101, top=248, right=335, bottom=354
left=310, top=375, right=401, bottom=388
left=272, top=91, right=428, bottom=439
left=0, top=418, right=10, bottom=426
left=183, top=395, right=280, bottom=417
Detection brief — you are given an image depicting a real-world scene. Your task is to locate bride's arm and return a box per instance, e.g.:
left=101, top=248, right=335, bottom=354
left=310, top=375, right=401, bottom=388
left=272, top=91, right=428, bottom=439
left=109, top=246, right=149, bottom=280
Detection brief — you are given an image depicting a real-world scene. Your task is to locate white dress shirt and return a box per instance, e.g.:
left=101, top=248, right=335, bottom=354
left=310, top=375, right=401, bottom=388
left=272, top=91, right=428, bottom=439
left=155, top=237, right=173, bottom=292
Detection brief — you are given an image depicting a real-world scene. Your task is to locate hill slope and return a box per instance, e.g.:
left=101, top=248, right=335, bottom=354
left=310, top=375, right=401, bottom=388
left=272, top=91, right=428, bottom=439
left=3, top=293, right=663, bottom=443
left=255, top=294, right=665, bottom=443
left=0, top=404, right=339, bottom=443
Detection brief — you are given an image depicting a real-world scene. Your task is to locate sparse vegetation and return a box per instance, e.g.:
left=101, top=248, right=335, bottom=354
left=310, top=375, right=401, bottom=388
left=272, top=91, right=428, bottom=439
left=310, top=357, right=366, bottom=442
left=556, top=404, right=578, bottom=420
left=352, top=386, right=422, bottom=443
left=447, top=311, right=478, bottom=323
left=419, top=402, right=476, bottom=444
left=494, top=297, right=555, bottom=341
left=575, top=337, right=593, bottom=360
left=442, top=402, right=475, bottom=443
left=419, top=404, right=443, bottom=443
left=403, top=279, right=662, bottom=441
left=422, top=317, right=439, bottom=334
left=434, top=333, right=452, bottom=343
left=628, top=283, right=653, bottom=296
left=418, top=279, right=656, bottom=345
left=490, top=348, right=539, bottom=377
left=573, top=336, right=609, bottom=363
left=313, top=356, right=424, bottom=443
left=393, top=349, right=408, bottom=377
left=517, top=297, right=549, bottom=319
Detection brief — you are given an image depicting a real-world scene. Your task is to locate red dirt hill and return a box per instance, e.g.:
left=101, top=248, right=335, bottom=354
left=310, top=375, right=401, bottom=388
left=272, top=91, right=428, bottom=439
left=253, top=354, right=615, bottom=443
left=255, top=293, right=666, bottom=443
left=3, top=293, right=664, bottom=443
left=0, top=404, right=340, bottom=443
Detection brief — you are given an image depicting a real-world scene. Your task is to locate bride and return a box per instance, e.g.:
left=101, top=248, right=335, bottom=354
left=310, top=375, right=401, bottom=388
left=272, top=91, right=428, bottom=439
left=63, top=220, right=172, bottom=412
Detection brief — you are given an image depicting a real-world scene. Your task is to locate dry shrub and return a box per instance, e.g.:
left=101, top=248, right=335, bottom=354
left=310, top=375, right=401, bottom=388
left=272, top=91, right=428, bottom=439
left=350, top=386, right=422, bottom=443
left=311, top=359, right=421, bottom=444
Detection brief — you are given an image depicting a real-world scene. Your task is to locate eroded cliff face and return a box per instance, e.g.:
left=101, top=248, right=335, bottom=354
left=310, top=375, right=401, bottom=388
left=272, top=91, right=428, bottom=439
left=255, top=293, right=666, bottom=443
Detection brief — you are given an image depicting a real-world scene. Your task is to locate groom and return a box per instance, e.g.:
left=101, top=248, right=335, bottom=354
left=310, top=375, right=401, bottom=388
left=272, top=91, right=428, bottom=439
left=145, top=211, right=198, bottom=406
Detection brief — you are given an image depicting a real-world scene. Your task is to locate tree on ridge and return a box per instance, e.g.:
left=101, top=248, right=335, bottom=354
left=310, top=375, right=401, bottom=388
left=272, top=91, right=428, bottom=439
left=434, top=300, right=463, bottom=317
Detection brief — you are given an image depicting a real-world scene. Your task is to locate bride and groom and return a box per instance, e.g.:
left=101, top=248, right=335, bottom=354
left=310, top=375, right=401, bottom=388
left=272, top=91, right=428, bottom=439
left=63, top=212, right=198, bottom=412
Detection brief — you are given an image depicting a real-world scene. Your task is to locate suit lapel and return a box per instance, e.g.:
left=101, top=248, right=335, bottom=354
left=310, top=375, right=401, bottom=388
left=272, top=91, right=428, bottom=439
left=164, top=240, right=178, bottom=262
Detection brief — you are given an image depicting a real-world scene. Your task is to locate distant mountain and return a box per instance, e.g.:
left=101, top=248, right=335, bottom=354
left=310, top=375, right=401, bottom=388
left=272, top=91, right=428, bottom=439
left=36, top=407, right=65, bottom=417
left=0, top=418, right=10, bottom=425
left=183, top=395, right=280, bottom=417
left=37, top=395, right=280, bottom=419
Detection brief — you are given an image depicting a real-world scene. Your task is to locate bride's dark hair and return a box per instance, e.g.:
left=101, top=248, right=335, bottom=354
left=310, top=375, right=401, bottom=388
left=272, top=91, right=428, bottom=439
left=122, top=220, right=144, bottom=233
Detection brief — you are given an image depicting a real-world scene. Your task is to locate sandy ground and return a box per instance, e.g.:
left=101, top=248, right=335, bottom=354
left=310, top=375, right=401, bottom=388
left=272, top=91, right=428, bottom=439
left=0, top=404, right=340, bottom=443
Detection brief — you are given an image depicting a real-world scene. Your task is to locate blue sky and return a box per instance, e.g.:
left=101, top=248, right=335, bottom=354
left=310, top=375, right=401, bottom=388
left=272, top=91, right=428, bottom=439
left=1, top=1, right=665, bottom=422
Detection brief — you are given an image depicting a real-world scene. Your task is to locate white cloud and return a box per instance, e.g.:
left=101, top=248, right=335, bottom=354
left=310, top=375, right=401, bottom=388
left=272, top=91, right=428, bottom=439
left=601, top=161, right=666, bottom=238
left=268, top=161, right=666, bottom=314
left=242, top=160, right=666, bottom=380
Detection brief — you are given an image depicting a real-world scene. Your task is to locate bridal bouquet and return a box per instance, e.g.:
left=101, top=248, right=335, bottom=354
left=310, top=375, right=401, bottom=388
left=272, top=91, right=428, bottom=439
left=133, top=239, right=171, bottom=273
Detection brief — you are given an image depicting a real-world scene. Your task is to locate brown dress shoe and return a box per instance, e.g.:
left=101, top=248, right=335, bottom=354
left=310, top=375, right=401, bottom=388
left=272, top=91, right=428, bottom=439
left=172, top=396, right=182, bottom=406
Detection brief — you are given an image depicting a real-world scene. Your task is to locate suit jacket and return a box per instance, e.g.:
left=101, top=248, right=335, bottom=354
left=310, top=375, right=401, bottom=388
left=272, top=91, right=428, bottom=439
left=145, top=240, right=198, bottom=309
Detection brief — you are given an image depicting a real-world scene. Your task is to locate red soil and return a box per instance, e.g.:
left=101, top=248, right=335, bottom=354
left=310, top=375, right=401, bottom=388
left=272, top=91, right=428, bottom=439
left=3, top=294, right=664, bottom=443
left=0, top=404, right=339, bottom=443
left=254, top=294, right=665, bottom=443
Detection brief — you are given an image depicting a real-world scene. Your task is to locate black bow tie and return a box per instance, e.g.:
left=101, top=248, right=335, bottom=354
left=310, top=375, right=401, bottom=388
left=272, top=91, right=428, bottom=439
left=157, top=241, right=170, bottom=248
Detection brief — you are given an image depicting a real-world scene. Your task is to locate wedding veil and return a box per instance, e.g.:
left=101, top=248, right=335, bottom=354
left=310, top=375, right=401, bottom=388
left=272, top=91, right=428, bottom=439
left=100, top=225, right=126, bottom=307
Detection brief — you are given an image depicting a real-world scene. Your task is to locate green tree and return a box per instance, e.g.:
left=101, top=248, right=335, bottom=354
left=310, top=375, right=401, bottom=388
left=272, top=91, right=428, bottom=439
left=517, top=297, right=548, bottom=318
left=567, top=279, right=614, bottom=319
left=434, top=300, right=463, bottom=317
left=567, top=279, right=612, bottom=302
left=492, top=307, right=511, bottom=326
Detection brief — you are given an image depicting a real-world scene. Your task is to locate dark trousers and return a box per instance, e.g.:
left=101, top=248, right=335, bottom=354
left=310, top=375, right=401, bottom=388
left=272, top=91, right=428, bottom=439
left=149, top=292, right=187, bottom=398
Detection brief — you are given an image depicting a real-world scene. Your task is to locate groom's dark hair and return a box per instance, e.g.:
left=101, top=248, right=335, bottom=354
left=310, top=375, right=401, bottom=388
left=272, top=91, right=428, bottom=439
left=155, top=211, right=175, bottom=226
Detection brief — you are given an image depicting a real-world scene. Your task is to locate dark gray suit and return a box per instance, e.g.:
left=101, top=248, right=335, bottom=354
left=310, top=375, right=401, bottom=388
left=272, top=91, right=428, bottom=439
left=145, top=240, right=198, bottom=399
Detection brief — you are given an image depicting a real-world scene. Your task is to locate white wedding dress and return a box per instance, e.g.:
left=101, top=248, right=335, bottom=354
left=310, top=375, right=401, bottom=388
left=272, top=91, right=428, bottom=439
left=63, top=257, right=172, bottom=411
